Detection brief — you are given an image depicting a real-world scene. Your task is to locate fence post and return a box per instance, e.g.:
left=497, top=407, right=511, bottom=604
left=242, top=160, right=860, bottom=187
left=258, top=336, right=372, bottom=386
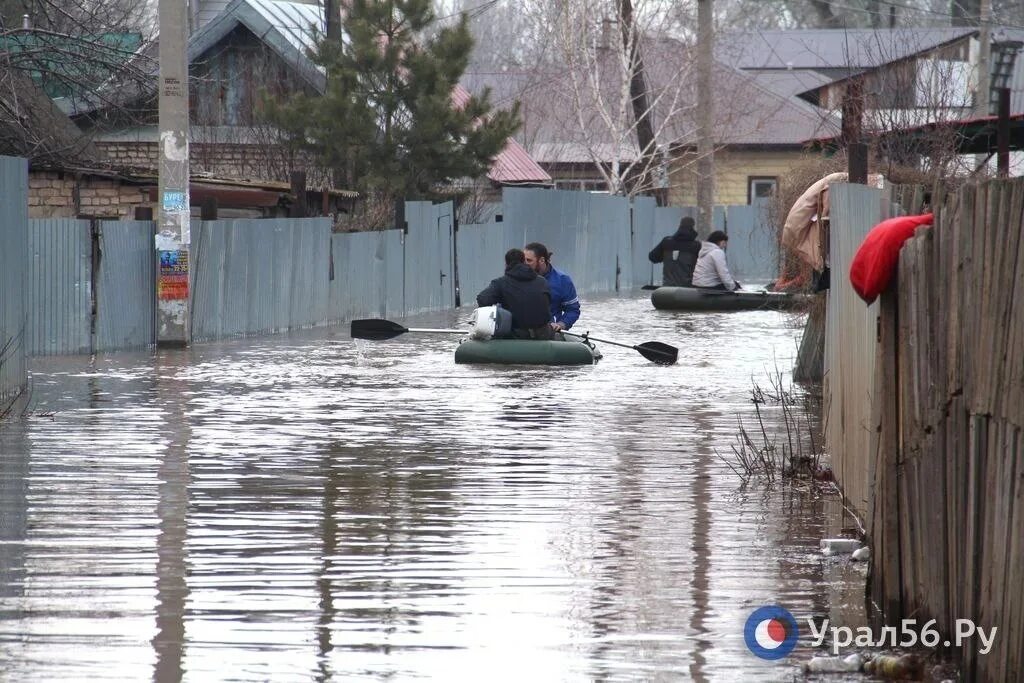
left=870, top=282, right=902, bottom=623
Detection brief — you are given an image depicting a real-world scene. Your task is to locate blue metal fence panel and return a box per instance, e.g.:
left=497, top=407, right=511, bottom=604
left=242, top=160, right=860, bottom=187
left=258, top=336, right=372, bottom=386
left=455, top=222, right=503, bottom=308
left=191, top=218, right=332, bottom=341
left=330, top=229, right=405, bottom=321
left=631, top=197, right=657, bottom=288
left=824, top=183, right=885, bottom=508
left=504, top=187, right=588, bottom=285
left=95, top=221, right=155, bottom=351
left=403, top=201, right=455, bottom=315
left=586, top=193, right=630, bottom=292
left=27, top=219, right=92, bottom=355
left=290, top=218, right=332, bottom=328
left=190, top=220, right=225, bottom=340
left=0, top=156, right=27, bottom=397
left=725, top=201, right=778, bottom=283
left=713, top=205, right=727, bottom=234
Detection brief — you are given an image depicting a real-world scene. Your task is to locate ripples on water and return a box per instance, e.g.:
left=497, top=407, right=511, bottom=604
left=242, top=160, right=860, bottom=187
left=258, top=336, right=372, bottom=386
left=0, top=293, right=865, bottom=681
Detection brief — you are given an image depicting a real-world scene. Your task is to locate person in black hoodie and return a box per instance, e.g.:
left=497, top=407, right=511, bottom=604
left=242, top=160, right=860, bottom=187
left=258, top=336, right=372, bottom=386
left=476, top=248, right=554, bottom=339
left=648, top=216, right=701, bottom=287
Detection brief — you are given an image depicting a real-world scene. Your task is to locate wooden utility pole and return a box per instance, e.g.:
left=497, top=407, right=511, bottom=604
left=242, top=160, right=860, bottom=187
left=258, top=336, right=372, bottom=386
left=325, top=0, right=341, bottom=41
left=156, top=0, right=191, bottom=346
left=972, top=0, right=992, bottom=174
left=997, top=87, right=1010, bottom=176
left=843, top=78, right=867, bottom=184
left=620, top=0, right=666, bottom=205
left=975, top=0, right=992, bottom=118
left=696, top=0, right=714, bottom=236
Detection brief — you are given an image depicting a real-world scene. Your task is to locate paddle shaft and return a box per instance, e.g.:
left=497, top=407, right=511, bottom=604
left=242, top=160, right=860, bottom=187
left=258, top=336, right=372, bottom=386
left=406, top=328, right=468, bottom=334
left=565, top=327, right=675, bottom=360
left=562, top=330, right=634, bottom=351
left=351, top=318, right=469, bottom=340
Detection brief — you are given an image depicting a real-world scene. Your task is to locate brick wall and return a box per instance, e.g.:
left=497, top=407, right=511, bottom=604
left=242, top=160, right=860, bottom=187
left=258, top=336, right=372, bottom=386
left=96, top=141, right=324, bottom=185
left=29, top=138, right=333, bottom=219
left=28, top=171, right=152, bottom=219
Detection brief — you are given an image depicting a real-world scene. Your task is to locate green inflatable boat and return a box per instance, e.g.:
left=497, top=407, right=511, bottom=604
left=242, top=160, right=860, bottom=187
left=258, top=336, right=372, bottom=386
left=651, top=286, right=812, bottom=312
left=454, top=338, right=601, bottom=365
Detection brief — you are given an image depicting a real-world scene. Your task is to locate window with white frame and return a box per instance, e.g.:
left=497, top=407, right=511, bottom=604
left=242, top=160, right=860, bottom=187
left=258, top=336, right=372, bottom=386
left=748, top=176, right=777, bottom=203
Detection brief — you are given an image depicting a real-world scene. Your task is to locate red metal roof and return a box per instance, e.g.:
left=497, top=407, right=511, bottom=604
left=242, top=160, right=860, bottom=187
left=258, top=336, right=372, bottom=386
left=488, top=136, right=552, bottom=185
left=452, top=84, right=551, bottom=186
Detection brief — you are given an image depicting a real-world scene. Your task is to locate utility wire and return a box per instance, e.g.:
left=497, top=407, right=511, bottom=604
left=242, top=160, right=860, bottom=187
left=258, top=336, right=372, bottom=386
left=432, top=0, right=501, bottom=25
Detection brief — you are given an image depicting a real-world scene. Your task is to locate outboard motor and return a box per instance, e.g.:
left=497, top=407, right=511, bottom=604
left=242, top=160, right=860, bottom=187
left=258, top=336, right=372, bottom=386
left=470, top=305, right=512, bottom=340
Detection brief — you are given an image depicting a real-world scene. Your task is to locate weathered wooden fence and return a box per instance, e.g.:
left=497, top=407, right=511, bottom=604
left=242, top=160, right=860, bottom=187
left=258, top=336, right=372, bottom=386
left=827, top=179, right=1023, bottom=682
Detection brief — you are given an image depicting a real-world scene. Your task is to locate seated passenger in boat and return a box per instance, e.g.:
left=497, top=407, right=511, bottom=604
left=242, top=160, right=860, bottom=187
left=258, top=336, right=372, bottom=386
left=476, top=249, right=555, bottom=339
left=524, top=242, right=580, bottom=331
left=648, top=216, right=701, bottom=286
left=692, top=230, right=740, bottom=291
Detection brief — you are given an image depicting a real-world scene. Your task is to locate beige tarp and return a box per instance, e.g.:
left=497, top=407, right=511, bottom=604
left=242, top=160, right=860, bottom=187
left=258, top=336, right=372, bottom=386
left=782, top=172, right=883, bottom=271
left=781, top=172, right=847, bottom=271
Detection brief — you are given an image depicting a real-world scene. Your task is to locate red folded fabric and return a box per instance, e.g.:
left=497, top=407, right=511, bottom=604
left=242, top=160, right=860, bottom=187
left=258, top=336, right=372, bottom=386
left=849, top=213, right=934, bottom=304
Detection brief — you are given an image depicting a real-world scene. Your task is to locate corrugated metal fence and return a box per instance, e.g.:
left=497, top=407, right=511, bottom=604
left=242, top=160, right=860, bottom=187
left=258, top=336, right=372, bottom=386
left=824, top=183, right=890, bottom=515
left=0, top=156, right=27, bottom=399
left=725, top=200, right=778, bottom=283
left=190, top=218, right=332, bottom=341
left=12, top=186, right=780, bottom=355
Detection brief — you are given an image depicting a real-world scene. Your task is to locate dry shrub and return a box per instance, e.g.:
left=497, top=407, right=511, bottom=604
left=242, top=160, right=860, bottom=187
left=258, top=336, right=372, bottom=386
left=333, top=193, right=395, bottom=232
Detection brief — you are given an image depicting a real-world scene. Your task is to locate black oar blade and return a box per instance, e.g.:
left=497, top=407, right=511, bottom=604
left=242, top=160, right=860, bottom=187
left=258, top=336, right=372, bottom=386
left=350, top=318, right=408, bottom=341
left=636, top=341, right=678, bottom=365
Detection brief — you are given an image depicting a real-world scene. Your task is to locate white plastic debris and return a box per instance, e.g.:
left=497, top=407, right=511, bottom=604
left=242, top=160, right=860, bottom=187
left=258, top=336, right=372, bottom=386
left=851, top=546, right=871, bottom=561
left=803, top=653, right=864, bottom=673
left=820, top=538, right=862, bottom=554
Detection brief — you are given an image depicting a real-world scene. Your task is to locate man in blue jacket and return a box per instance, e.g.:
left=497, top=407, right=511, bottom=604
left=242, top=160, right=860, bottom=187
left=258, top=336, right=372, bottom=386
left=524, top=242, right=580, bottom=331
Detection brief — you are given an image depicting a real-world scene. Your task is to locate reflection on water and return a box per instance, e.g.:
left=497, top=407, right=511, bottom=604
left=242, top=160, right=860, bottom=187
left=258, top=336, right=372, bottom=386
left=0, top=293, right=863, bottom=681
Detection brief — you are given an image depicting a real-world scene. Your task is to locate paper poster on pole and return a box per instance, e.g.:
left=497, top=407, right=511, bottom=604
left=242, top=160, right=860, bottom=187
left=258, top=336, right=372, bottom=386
left=157, top=249, right=190, bottom=300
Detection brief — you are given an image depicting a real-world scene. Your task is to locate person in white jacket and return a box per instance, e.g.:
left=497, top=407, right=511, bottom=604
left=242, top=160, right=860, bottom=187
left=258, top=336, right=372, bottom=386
left=692, top=230, right=739, bottom=291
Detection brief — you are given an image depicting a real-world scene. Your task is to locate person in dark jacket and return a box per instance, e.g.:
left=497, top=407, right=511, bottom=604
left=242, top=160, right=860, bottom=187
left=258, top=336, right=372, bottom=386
left=476, top=248, right=554, bottom=339
left=648, top=216, right=701, bottom=286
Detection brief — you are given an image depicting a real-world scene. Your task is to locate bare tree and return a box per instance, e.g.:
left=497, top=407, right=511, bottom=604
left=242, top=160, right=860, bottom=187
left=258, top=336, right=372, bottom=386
left=0, top=0, right=156, bottom=164
left=804, top=26, right=985, bottom=179
left=547, top=0, right=695, bottom=197
left=445, top=0, right=563, bottom=70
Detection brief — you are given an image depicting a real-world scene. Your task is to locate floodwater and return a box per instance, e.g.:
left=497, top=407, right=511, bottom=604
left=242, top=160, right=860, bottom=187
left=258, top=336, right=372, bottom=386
left=0, top=293, right=868, bottom=682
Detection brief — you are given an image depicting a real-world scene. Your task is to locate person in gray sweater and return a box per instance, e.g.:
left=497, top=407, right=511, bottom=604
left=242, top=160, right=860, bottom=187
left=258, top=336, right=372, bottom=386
left=692, top=230, right=739, bottom=291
